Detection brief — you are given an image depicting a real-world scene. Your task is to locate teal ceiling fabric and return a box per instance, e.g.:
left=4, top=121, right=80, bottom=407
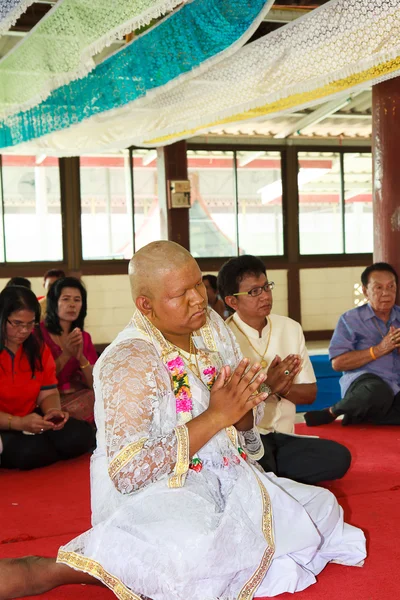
left=0, top=0, right=272, bottom=148
left=0, top=0, right=35, bottom=34
left=0, top=0, right=186, bottom=118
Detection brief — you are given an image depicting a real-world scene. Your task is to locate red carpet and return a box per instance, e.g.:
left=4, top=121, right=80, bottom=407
left=1, top=422, right=399, bottom=599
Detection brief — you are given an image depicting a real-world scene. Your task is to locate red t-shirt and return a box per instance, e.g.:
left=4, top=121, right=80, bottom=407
left=0, top=344, right=58, bottom=417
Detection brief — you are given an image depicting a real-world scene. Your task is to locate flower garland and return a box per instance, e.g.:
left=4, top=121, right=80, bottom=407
left=165, top=353, right=246, bottom=472
left=166, top=355, right=194, bottom=425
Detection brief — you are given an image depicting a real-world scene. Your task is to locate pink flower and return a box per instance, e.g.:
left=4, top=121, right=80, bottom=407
left=167, top=356, right=185, bottom=375
left=203, top=366, right=217, bottom=377
left=176, top=395, right=193, bottom=413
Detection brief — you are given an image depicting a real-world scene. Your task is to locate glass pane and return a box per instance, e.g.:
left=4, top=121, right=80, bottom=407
left=132, top=149, right=161, bottom=251
left=2, top=155, right=62, bottom=262
left=344, top=153, right=373, bottom=253
left=298, top=152, right=343, bottom=255
left=80, top=153, right=133, bottom=260
left=236, top=150, right=283, bottom=255
left=188, top=150, right=237, bottom=258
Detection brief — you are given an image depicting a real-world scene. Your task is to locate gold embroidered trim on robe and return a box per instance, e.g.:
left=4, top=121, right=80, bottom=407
left=168, top=424, right=190, bottom=488
left=131, top=308, right=218, bottom=356
left=108, top=437, right=147, bottom=481
left=237, top=474, right=275, bottom=600
left=57, top=551, right=141, bottom=600
left=226, top=425, right=238, bottom=448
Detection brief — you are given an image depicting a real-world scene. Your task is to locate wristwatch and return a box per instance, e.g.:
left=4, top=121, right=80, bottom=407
left=260, top=382, right=273, bottom=397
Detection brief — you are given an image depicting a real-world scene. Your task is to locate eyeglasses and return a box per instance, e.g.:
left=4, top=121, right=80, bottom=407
left=233, top=282, right=275, bottom=298
left=7, top=319, right=37, bottom=332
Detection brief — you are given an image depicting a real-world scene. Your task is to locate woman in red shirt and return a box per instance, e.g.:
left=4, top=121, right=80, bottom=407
left=0, top=285, right=95, bottom=470
left=40, top=277, right=97, bottom=422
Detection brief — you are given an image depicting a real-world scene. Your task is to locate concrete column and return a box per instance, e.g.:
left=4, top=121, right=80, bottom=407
left=372, top=77, right=400, bottom=300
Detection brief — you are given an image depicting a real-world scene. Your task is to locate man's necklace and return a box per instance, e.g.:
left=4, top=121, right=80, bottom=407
left=173, top=334, right=200, bottom=377
left=372, top=317, right=390, bottom=339
left=232, top=317, right=272, bottom=368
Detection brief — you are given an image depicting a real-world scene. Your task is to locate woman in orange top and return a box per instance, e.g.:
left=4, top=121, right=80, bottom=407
left=0, top=285, right=95, bottom=470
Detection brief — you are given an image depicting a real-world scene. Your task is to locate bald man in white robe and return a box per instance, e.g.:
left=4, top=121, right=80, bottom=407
left=0, top=241, right=365, bottom=600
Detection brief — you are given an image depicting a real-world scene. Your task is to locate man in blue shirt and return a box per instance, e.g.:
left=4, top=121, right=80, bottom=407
left=305, top=262, right=400, bottom=426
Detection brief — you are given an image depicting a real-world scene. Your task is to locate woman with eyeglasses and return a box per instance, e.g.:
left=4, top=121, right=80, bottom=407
left=40, top=277, right=97, bottom=423
left=0, top=285, right=95, bottom=470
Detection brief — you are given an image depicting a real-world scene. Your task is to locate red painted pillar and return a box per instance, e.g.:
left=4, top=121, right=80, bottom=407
left=372, top=78, right=400, bottom=301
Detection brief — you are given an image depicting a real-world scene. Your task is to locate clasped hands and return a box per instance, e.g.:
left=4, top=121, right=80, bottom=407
left=378, top=325, right=400, bottom=356
left=206, top=354, right=302, bottom=431
left=64, top=327, right=84, bottom=361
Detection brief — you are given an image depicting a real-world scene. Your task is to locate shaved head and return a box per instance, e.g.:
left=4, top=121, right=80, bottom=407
left=130, top=241, right=207, bottom=338
left=129, top=241, right=194, bottom=301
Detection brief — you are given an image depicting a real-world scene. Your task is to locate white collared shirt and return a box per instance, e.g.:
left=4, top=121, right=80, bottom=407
left=226, top=312, right=316, bottom=435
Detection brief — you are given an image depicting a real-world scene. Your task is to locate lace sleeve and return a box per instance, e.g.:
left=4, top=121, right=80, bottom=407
left=98, top=339, right=189, bottom=494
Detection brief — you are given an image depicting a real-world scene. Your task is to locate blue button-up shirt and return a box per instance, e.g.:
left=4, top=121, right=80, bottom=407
left=329, top=303, right=400, bottom=396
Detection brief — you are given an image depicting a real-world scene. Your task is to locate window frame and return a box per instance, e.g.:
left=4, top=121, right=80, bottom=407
left=0, top=153, right=67, bottom=276
left=187, top=142, right=288, bottom=266
left=297, top=146, right=373, bottom=258
left=0, top=142, right=373, bottom=279
left=78, top=147, right=136, bottom=265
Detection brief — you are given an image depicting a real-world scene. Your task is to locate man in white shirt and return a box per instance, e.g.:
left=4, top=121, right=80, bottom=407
left=218, top=255, right=351, bottom=484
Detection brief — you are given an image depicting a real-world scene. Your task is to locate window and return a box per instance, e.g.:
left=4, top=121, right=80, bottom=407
left=1, top=155, right=63, bottom=262
left=80, top=153, right=133, bottom=260
left=132, top=149, right=161, bottom=251
left=188, top=150, right=237, bottom=258
left=236, top=150, right=283, bottom=255
left=188, top=149, right=284, bottom=258
left=298, top=151, right=373, bottom=255
left=344, top=153, right=373, bottom=253
left=298, top=152, right=343, bottom=255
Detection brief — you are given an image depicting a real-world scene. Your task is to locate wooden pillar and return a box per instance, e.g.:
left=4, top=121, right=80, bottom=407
left=372, top=77, right=400, bottom=301
left=283, top=146, right=301, bottom=323
left=157, top=141, right=190, bottom=250
left=59, top=157, right=82, bottom=273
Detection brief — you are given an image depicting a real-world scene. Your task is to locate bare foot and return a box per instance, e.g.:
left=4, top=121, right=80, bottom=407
left=0, top=557, right=58, bottom=599
left=0, top=555, right=104, bottom=599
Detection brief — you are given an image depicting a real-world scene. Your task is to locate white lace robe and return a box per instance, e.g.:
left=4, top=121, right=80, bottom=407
left=58, top=309, right=366, bottom=600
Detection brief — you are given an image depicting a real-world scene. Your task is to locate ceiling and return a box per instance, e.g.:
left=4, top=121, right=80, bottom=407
left=0, top=1, right=372, bottom=149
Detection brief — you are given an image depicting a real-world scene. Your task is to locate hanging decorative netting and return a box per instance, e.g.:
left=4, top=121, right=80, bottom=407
left=0, top=0, right=35, bottom=35
left=136, top=0, right=400, bottom=146
left=0, top=0, right=272, bottom=146
left=4, top=0, right=400, bottom=154
left=0, top=0, right=191, bottom=118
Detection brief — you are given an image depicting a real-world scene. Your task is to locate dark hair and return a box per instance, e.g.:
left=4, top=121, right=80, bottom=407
left=5, top=277, right=31, bottom=290
left=43, top=268, right=65, bottom=282
left=0, top=286, right=43, bottom=375
left=45, top=277, right=87, bottom=335
left=361, top=262, right=398, bottom=287
left=202, top=274, right=218, bottom=292
left=217, top=255, right=266, bottom=308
